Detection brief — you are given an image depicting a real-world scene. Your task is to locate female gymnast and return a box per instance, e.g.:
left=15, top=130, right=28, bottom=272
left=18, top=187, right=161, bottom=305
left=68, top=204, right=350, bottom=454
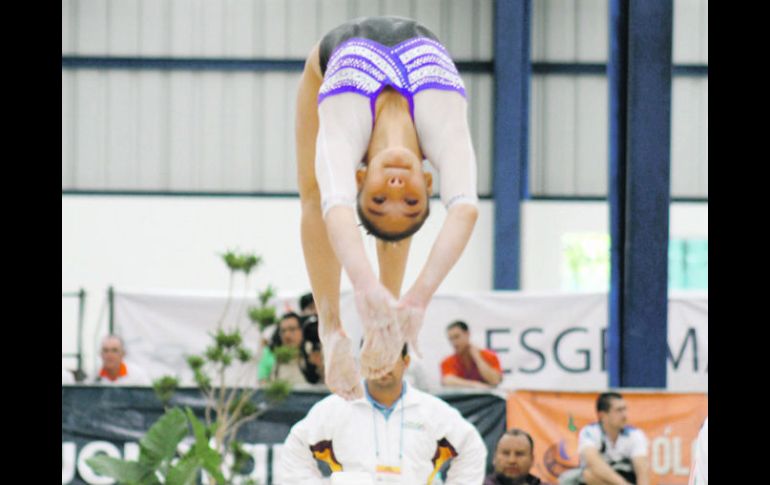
left=295, top=16, right=478, bottom=399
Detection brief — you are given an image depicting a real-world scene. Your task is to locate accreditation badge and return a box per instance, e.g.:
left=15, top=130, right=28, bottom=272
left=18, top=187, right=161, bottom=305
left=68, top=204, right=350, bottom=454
left=374, top=462, right=402, bottom=483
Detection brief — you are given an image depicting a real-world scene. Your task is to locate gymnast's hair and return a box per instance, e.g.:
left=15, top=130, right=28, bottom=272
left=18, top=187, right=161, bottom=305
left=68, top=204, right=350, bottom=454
left=356, top=197, right=430, bottom=242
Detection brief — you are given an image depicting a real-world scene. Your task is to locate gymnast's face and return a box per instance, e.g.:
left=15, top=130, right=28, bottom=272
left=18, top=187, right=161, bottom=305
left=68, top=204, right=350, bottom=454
left=356, top=147, right=433, bottom=235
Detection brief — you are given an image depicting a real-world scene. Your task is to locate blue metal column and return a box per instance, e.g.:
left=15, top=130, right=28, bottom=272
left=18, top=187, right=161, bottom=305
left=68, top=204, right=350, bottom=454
left=493, top=0, right=530, bottom=290
left=608, top=0, right=673, bottom=388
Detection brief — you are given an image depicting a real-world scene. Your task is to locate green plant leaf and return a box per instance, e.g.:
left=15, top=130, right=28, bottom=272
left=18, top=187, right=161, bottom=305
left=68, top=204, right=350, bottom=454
left=198, top=448, right=225, bottom=485
left=186, top=355, right=205, bottom=370
left=258, top=285, right=276, bottom=305
left=237, top=347, right=252, bottom=363
left=214, top=329, right=242, bottom=349
left=185, top=407, right=208, bottom=450
left=140, top=473, right=163, bottom=485
left=240, top=254, right=261, bottom=275
left=205, top=345, right=223, bottom=363
left=273, top=345, right=299, bottom=364
left=194, top=370, right=211, bottom=392
left=182, top=407, right=225, bottom=484
left=221, top=250, right=240, bottom=271
left=248, top=306, right=276, bottom=330
left=227, top=392, right=257, bottom=418
left=165, top=455, right=201, bottom=485
left=238, top=398, right=258, bottom=419
left=229, top=440, right=251, bottom=475
left=152, top=375, right=179, bottom=406
left=264, top=379, right=292, bottom=403
left=221, top=250, right=262, bottom=274
left=139, top=408, right=189, bottom=467
left=85, top=455, right=152, bottom=483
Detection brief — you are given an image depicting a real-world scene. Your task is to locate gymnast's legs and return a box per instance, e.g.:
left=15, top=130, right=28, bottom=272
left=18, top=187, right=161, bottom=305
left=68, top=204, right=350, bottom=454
left=295, top=43, right=363, bottom=400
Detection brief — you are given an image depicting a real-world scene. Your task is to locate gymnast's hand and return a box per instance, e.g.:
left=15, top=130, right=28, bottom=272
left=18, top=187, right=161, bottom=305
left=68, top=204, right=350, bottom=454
left=355, top=280, right=405, bottom=379
left=319, top=327, right=363, bottom=401
left=396, top=290, right=428, bottom=359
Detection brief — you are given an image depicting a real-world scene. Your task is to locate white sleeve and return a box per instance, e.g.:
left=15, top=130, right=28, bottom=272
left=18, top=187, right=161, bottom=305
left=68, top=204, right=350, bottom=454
left=413, top=90, right=478, bottom=209
left=315, top=93, right=373, bottom=217
left=630, top=429, right=649, bottom=457
left=276, top=409, right=327, bottom=484
left=578, top=425, right=601, bottom=453
left=438, top=403, right=487, bottom=485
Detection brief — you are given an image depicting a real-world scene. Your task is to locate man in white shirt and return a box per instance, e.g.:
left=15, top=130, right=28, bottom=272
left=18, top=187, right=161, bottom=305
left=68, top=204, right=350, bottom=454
left=574, top=392, right=649, bottom=485
left=92, top=334, right=152, bottom=386
left=278, top=344, right=487, bottom=484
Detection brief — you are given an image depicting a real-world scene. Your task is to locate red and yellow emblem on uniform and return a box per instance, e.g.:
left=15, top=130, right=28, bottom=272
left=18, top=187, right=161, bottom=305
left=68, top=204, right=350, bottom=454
left=428, top=438, right=457, bottom=483
left=310, top=440, right=343, bottom=473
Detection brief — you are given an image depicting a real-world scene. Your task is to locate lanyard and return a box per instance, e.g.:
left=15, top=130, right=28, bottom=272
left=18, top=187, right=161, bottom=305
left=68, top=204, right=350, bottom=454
left=371, top=396, right=405, bottom=462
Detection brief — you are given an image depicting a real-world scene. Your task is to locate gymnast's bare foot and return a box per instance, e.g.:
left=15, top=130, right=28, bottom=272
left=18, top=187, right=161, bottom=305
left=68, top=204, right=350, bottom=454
left=355, top=282, right=405, bottom=379
left=320, top=328, right=363, bottom=400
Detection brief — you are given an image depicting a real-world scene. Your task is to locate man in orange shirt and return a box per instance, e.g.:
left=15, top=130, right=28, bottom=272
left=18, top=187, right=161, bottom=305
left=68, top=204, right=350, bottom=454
left=440, top=321, right=503, bottom=389
left=93, top=334, right=151, bottom=386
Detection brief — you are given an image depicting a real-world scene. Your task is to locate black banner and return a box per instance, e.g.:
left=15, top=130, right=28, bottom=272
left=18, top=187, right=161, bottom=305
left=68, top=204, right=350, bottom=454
left=62, top=386, right=506, bottom=484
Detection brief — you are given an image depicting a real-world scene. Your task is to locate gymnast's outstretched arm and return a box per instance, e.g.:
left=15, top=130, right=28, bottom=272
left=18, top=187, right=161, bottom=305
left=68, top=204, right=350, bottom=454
left=314, top=90, right=403, bottom=330
left=399, top=90, right=479, bottom=355
left=314, top=90, right=412, bottom=378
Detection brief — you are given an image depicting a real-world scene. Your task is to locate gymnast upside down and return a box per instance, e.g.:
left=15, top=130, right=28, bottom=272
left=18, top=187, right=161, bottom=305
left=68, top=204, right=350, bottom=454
left=295, top=16, right=478, bottom=400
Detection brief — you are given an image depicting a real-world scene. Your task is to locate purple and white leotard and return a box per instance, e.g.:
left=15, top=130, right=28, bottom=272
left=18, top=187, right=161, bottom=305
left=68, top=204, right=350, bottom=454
left=318, top=36, right=466, bottom=123
left=313, top=35, right=477, bottom=217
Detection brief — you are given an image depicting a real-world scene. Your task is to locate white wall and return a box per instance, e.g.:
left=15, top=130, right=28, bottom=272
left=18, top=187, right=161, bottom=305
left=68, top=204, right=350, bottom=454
left=62, top=195, right=707, bottom=376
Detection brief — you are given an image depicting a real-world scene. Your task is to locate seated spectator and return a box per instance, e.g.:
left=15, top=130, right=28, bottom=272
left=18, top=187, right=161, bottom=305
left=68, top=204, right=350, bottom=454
left=93, top=334, right=151, bottom=386
left=485, top=428, right=542, bottom=485
left=298, top=292, right=324, bottom=382
left=258, top=312, right=321, bottom=386
left=560, top=392, right=649, bottom=485
left=440, top=320, right=503, bottom=389
left=299, top=292, right=317, bottom=317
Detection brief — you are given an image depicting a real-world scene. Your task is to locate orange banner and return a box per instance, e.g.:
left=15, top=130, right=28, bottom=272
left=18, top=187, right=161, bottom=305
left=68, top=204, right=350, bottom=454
left=506, top=390, right=707, bottom=485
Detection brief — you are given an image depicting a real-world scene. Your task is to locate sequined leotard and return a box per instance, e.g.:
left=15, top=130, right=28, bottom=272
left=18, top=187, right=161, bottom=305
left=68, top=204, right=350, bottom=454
left=317, top=17, right=466, bottom=123
left=312, top=17, right=478, bottom=217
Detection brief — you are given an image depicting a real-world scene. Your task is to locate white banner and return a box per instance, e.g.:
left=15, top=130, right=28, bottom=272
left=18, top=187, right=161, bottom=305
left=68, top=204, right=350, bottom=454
left=114, top=289, right=707, bottom=392
left=114, top=289, right=301, bottom=387
left=667, top=292, right=709, bottom=392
